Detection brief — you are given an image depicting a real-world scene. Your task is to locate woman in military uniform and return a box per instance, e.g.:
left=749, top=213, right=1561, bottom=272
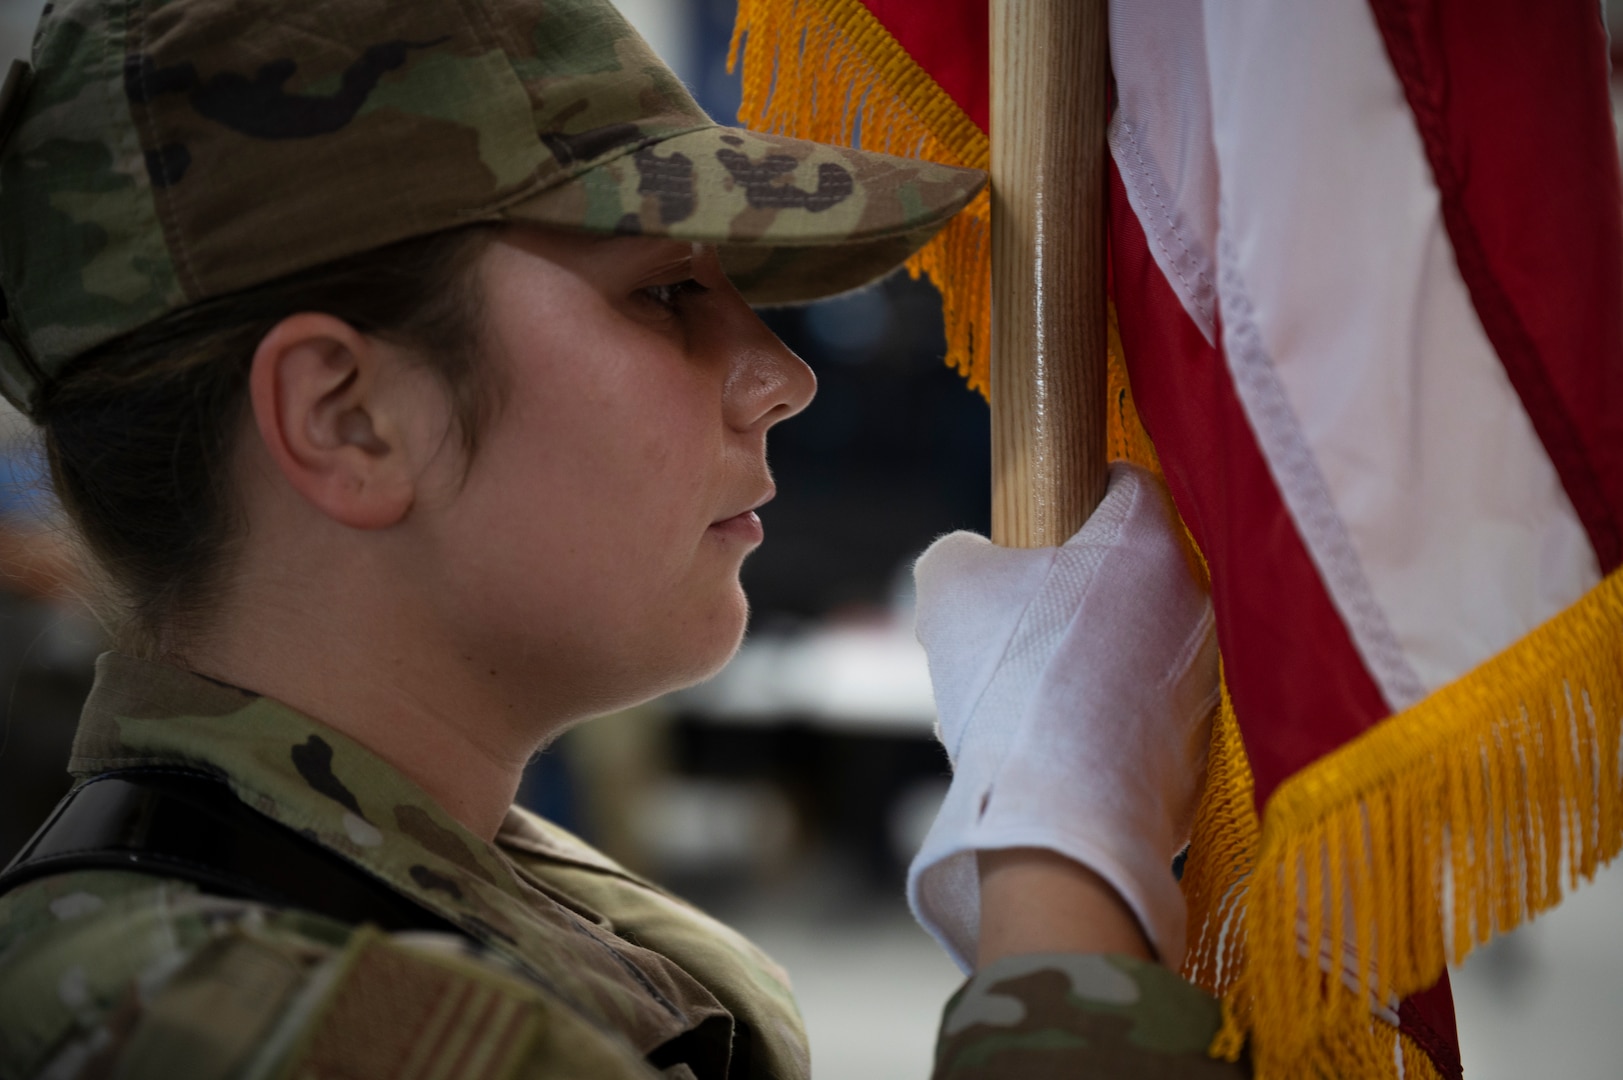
left=0, top=0, right=1229, bottom=1076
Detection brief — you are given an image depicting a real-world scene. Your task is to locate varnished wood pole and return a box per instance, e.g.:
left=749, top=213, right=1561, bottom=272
left=989, top=0, right=1109, bottom=547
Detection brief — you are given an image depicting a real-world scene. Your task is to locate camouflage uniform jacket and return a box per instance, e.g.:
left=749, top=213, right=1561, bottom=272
left=0, top=655, right=1248, bottom=1079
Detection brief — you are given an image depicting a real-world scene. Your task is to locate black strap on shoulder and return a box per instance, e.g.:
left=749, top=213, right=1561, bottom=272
left=0, top=767, right=466, bottom=937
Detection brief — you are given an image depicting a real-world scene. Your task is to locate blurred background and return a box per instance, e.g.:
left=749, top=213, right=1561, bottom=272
left=1, top=1, right=1621, bottom=1076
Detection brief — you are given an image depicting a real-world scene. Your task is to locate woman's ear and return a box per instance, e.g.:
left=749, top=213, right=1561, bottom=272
left=247, top=313, right=433, bottom=530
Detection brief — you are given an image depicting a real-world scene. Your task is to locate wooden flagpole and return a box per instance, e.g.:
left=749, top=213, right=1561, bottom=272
left=989, top=0, right=1109, bottom=547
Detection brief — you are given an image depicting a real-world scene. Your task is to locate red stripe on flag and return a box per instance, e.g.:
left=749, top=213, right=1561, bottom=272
left=1109, top=162, right=1464, bottom=1080
left=1108, top=164, right=1391, bottom=808
left=1400, top=974, right=1464, bottom=1080
left=860, top=0, right=989, bottom=132
left=1370, top=0, right=1623, bottom=572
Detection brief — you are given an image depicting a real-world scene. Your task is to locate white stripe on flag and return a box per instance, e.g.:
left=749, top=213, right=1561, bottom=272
left=1111, top=0, right=1601, bottom=702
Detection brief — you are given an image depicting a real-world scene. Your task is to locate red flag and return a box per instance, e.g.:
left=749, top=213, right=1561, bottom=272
left=732, top=2, right=1623, bottom=1077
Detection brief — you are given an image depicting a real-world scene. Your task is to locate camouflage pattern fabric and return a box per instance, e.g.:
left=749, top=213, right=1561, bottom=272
left=0, top=653, right=807, bottom=1079
left=0, top=0, right=985, bottom=414
left=0, top=654, right=1252, bottom=1079
left=933, top=952, right=1252, bottom=1079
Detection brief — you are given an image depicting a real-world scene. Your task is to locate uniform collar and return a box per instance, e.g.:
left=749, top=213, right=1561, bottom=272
left=72, top=653, right=522, bottom=895
left=69, top=652, right=727, bottom=1057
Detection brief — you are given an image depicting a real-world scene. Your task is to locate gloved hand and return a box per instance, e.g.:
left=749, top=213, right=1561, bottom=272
left=906, top=463, right=1218, bottom=972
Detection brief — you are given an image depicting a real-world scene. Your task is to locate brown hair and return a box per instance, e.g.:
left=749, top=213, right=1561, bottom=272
left=38, top=225, right=502, bottom=656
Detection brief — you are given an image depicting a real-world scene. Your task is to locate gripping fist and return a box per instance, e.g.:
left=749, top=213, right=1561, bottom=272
left=907, top=464, right=1218, bottom=970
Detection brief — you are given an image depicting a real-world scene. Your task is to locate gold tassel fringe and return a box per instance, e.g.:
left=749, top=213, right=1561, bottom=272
left=730, top=0, right=993, bottom=395
left=1183, top=567, right=1623, bottom=1078
left=1180, top=679, right=1259, bottom=997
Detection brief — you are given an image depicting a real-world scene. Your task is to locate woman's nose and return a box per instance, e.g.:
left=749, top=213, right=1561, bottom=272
left=722, top=315, right=817, bottom=433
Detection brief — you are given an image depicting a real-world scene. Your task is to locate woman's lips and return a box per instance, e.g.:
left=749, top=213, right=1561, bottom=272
left=708, top=509, right=764, bottom=543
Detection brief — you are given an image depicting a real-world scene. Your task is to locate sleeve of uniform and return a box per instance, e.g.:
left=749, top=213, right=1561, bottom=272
left=931, top=953, right=1252, bottom=1079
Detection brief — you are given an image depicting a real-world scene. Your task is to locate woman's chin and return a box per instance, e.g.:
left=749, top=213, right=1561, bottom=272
left=593, top=631, right=744, bottom=719
left=662, top=588, right=751, bottom=691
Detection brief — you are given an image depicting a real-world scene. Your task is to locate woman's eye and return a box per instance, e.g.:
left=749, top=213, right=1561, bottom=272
left=640, top=279, right=709, bottom=312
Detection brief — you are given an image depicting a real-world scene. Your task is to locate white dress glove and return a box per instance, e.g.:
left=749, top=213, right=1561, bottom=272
left=906, top=463, right=1218, bottom=972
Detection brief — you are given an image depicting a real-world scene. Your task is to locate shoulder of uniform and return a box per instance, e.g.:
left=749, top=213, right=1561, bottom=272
left=271, top=925, right=662, bottom=1080
left=0, top=871, right=662, bottom=1080
left=0, top=869, right=346, bottom=1077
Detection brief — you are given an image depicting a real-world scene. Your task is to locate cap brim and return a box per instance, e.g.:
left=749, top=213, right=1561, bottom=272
left=502, top=125, right=985, bottom=304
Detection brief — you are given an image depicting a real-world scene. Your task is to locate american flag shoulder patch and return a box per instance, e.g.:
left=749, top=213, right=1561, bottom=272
left=283, top=927, right=543, bottom=1080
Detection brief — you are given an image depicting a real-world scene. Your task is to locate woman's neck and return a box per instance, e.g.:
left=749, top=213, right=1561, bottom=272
left=183, top=572, right=545, bottom=844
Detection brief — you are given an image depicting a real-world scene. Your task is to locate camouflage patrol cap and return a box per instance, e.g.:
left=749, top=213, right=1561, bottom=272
left=0, top=0, right=986, bottom=415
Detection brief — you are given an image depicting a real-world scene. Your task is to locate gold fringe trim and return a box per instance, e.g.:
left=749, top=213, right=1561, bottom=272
left=730, top=0, right=992, bottom=394
left=1181, top=677, right=1259, bottom=997
left=1182, top=566, right=1623, bottom=1078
